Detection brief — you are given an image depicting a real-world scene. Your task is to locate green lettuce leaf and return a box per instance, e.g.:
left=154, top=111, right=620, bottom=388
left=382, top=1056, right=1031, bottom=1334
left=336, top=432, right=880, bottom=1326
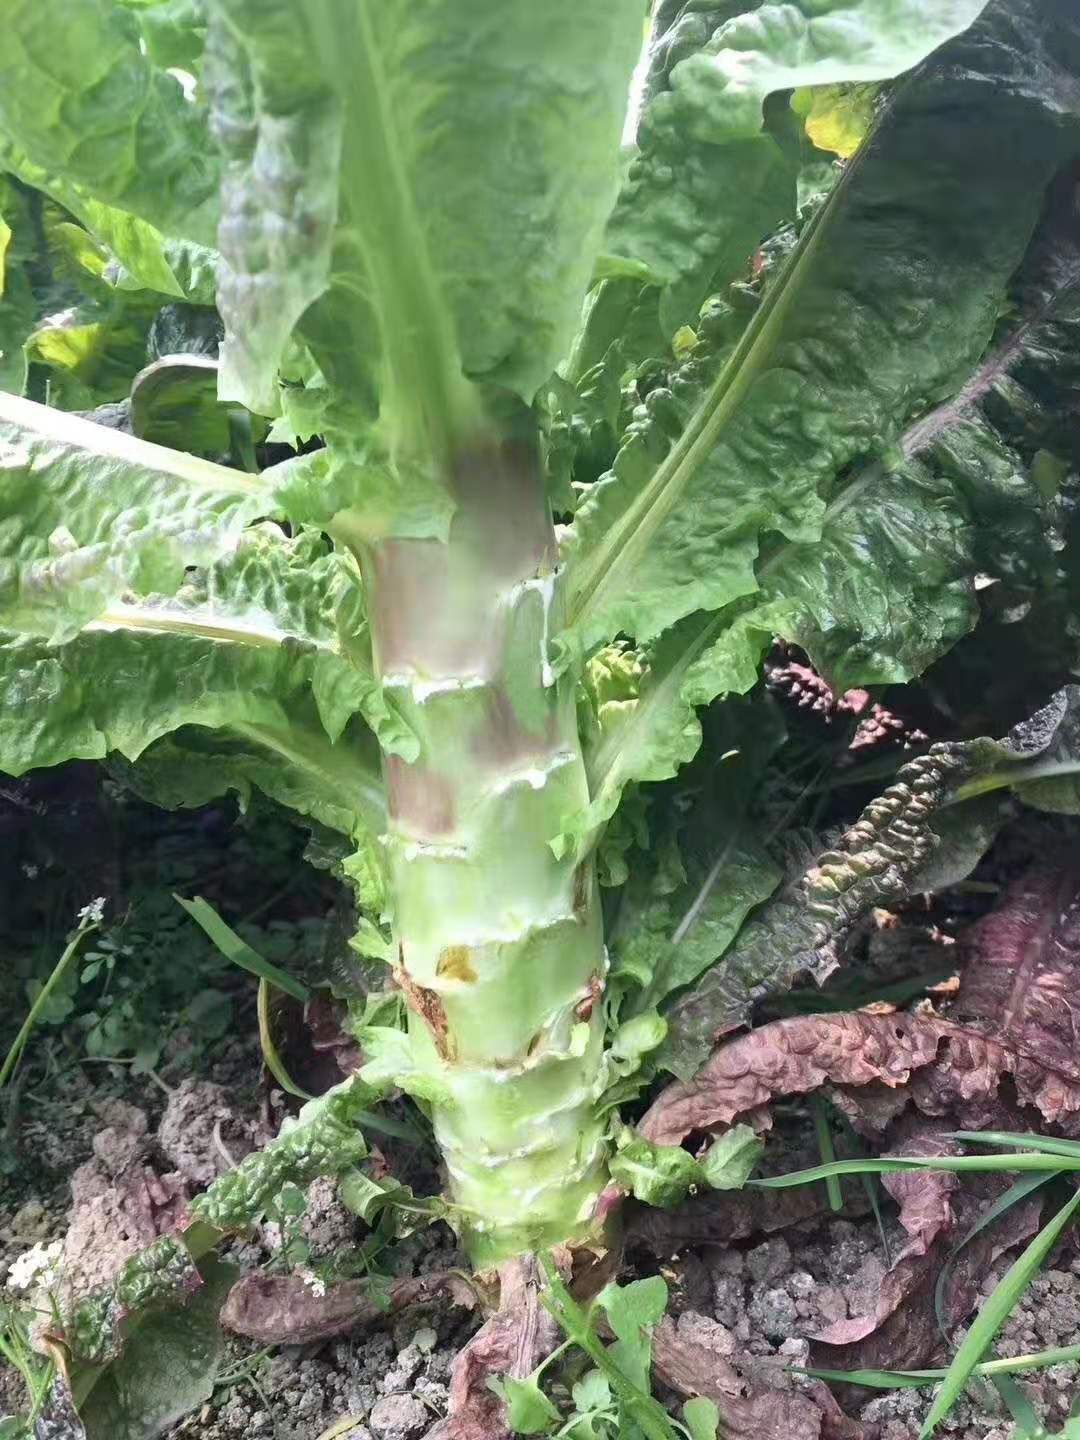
left=0, top=522, right=410, bottom=799
left=606, top=0, right=991, bottom=332
left=0, top=405, right=405, bottom=840
left=0, top=0, right=218, bottom=247
left=756, top=140, right=1080, bottom=690
left=205, top=0, right=642, bottom=551
left=209, top=0, right=641, bottom=410
left=559, top=605, right=791, bottom=857
left=0, top=176, right=35, bottom=395
left=561, top=0, right=1078, bottom=661
left=119, top=734, right=387, bottom=863
left=609, top=1123, right=762, bottom=1206
left=0, top=391, right=267, bottom=640
left=0, top=620, right=388, bottom=843
left=126, top=0, right=208, bottom=71
left=606, top=694, right=785, bottom=1015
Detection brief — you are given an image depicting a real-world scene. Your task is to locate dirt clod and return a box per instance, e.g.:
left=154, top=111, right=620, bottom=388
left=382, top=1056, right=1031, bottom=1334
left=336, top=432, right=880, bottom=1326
left=369, top=1392, right=430, bottom=1440
left=157, top=1078, right=263, bottom=1186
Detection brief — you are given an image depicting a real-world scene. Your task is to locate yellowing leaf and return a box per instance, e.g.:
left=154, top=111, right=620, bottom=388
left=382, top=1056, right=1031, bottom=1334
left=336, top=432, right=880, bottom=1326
left=0, top=213, right=10, bottom=297
left=796, top=83, right=878, bottom=158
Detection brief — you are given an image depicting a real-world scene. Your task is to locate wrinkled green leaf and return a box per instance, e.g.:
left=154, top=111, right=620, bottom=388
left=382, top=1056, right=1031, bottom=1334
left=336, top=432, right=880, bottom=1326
left=609, top=1123, right=762, bottom=1206
left=766, top=161, right=1080, bottom=690
left=659, top=740, right=971, bottom=1078
left=0, top=392, right=267, bottom=640
left=79, top=1259, right=235, bottom=1440
left=338, top=1167, right=450, bottom=1239
left=607, top=0, right=990, bottom=330
left=562, top=2, right=1076, bottom=662
left=189, top=1078, right=377, bottom=1230
left=0, top=1, right=217, bottom=249
left=206, top=0, right=641, bottom=432
left=609, top=1135, right=699, bottom=1207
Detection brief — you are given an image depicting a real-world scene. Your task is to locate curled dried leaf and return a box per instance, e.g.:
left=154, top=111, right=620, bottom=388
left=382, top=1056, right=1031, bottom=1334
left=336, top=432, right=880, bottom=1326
left=646, top=854, right=1080, bottom=1145
left=642, top=1012, right=944, bottom=1148
left=221, top=1269, right=476, bottom=1344
left=426, top=1256, right=562, bottom=1440
left=652, top=1311, right=865, bottom=1440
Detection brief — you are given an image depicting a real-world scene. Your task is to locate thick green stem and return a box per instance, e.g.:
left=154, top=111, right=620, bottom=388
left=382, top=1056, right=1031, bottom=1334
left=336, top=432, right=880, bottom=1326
left=362, top=434, right=610, bottom=1266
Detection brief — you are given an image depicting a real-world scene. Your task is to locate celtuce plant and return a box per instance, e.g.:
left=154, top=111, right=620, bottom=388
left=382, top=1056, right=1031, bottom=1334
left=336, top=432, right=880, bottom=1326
left=2, top=0, right=1080, bottom=1289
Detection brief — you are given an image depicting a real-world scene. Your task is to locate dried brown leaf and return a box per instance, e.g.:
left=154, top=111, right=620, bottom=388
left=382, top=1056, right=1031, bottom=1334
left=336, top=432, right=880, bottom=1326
left=645, top=861, right=1080, bottom=1146
left=808, top=1127, right=959, bottom=1348
left=652, top=1312, right=865, bottom=1439
left=640, top=1012, right=944, bottom=1147
left=427, top=1256, right=561, bottom=1440
left=626, top=1182, right=868, bottom=1259
left=220, top=1269, right=476, bottom=1344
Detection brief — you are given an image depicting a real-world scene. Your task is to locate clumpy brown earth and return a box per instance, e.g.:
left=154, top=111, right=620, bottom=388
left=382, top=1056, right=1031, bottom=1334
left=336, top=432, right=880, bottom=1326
left=1, top=1048, right=1075, bottom=1439
left=3, top=780, right=1080, bottom=1437
left=650, top=1210, right=1080, bottom=1439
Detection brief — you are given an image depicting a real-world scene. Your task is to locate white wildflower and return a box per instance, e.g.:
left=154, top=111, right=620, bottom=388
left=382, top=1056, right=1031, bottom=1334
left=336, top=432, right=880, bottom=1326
left=21, top=863, right=38, bottom=879
left=299, top=1268, right=327, bottom=1298
left=7, top=1240, right=63, bottom=1294
left=76, top=896, right=107, bottom=925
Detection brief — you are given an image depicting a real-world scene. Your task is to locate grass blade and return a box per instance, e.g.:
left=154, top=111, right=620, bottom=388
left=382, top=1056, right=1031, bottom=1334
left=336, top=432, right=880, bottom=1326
left=0, top=909, right=100, bottom=1090
left=256, top=978, right=316, bottom=1102
left=175, top=894, right=311, bottom=1002
left=933, top=1170, right=1055, bottom=1344
left=990, top=1373, right=1042, bottom=1437
left=919, top=1186, right=1080, bottom=1437
left=811, top=1096, right=843, bottom=1212
left=803, top=1339, right=1080, bottom=1389
left=950, top=1131, right=1080, bottom=1160
left=752, top=1155, right=1080, bottom=1187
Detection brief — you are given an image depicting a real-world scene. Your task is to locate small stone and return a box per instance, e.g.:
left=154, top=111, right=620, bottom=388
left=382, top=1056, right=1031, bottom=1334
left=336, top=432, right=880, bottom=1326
left=91, top=1101, right=150, bottom=1176
left=412, top=1326, right=438, bottom=1354
left=705, top=1246, right=744, bottom=1277
left=342, top=1429, right=373, bottom=1440
left=11, top=1201, right=49, bottom=1241
left=711, top=1274, right=743, bottom=1327
left=786, top=1270, right=815, bottom=1298
left=380, top=1343, right=424, bottom=1393
left=414, top=1377, right=449, bottom=1409
left=369, top=1393, right=429, bottom=1440
left=779, top=1336, right=810, bottom=1367
left=814, top=1285, right=848, bottom=1323
left=753, top=1287, right=798, bottom=1339
left=746, top=1238, right=791, bottom=1285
